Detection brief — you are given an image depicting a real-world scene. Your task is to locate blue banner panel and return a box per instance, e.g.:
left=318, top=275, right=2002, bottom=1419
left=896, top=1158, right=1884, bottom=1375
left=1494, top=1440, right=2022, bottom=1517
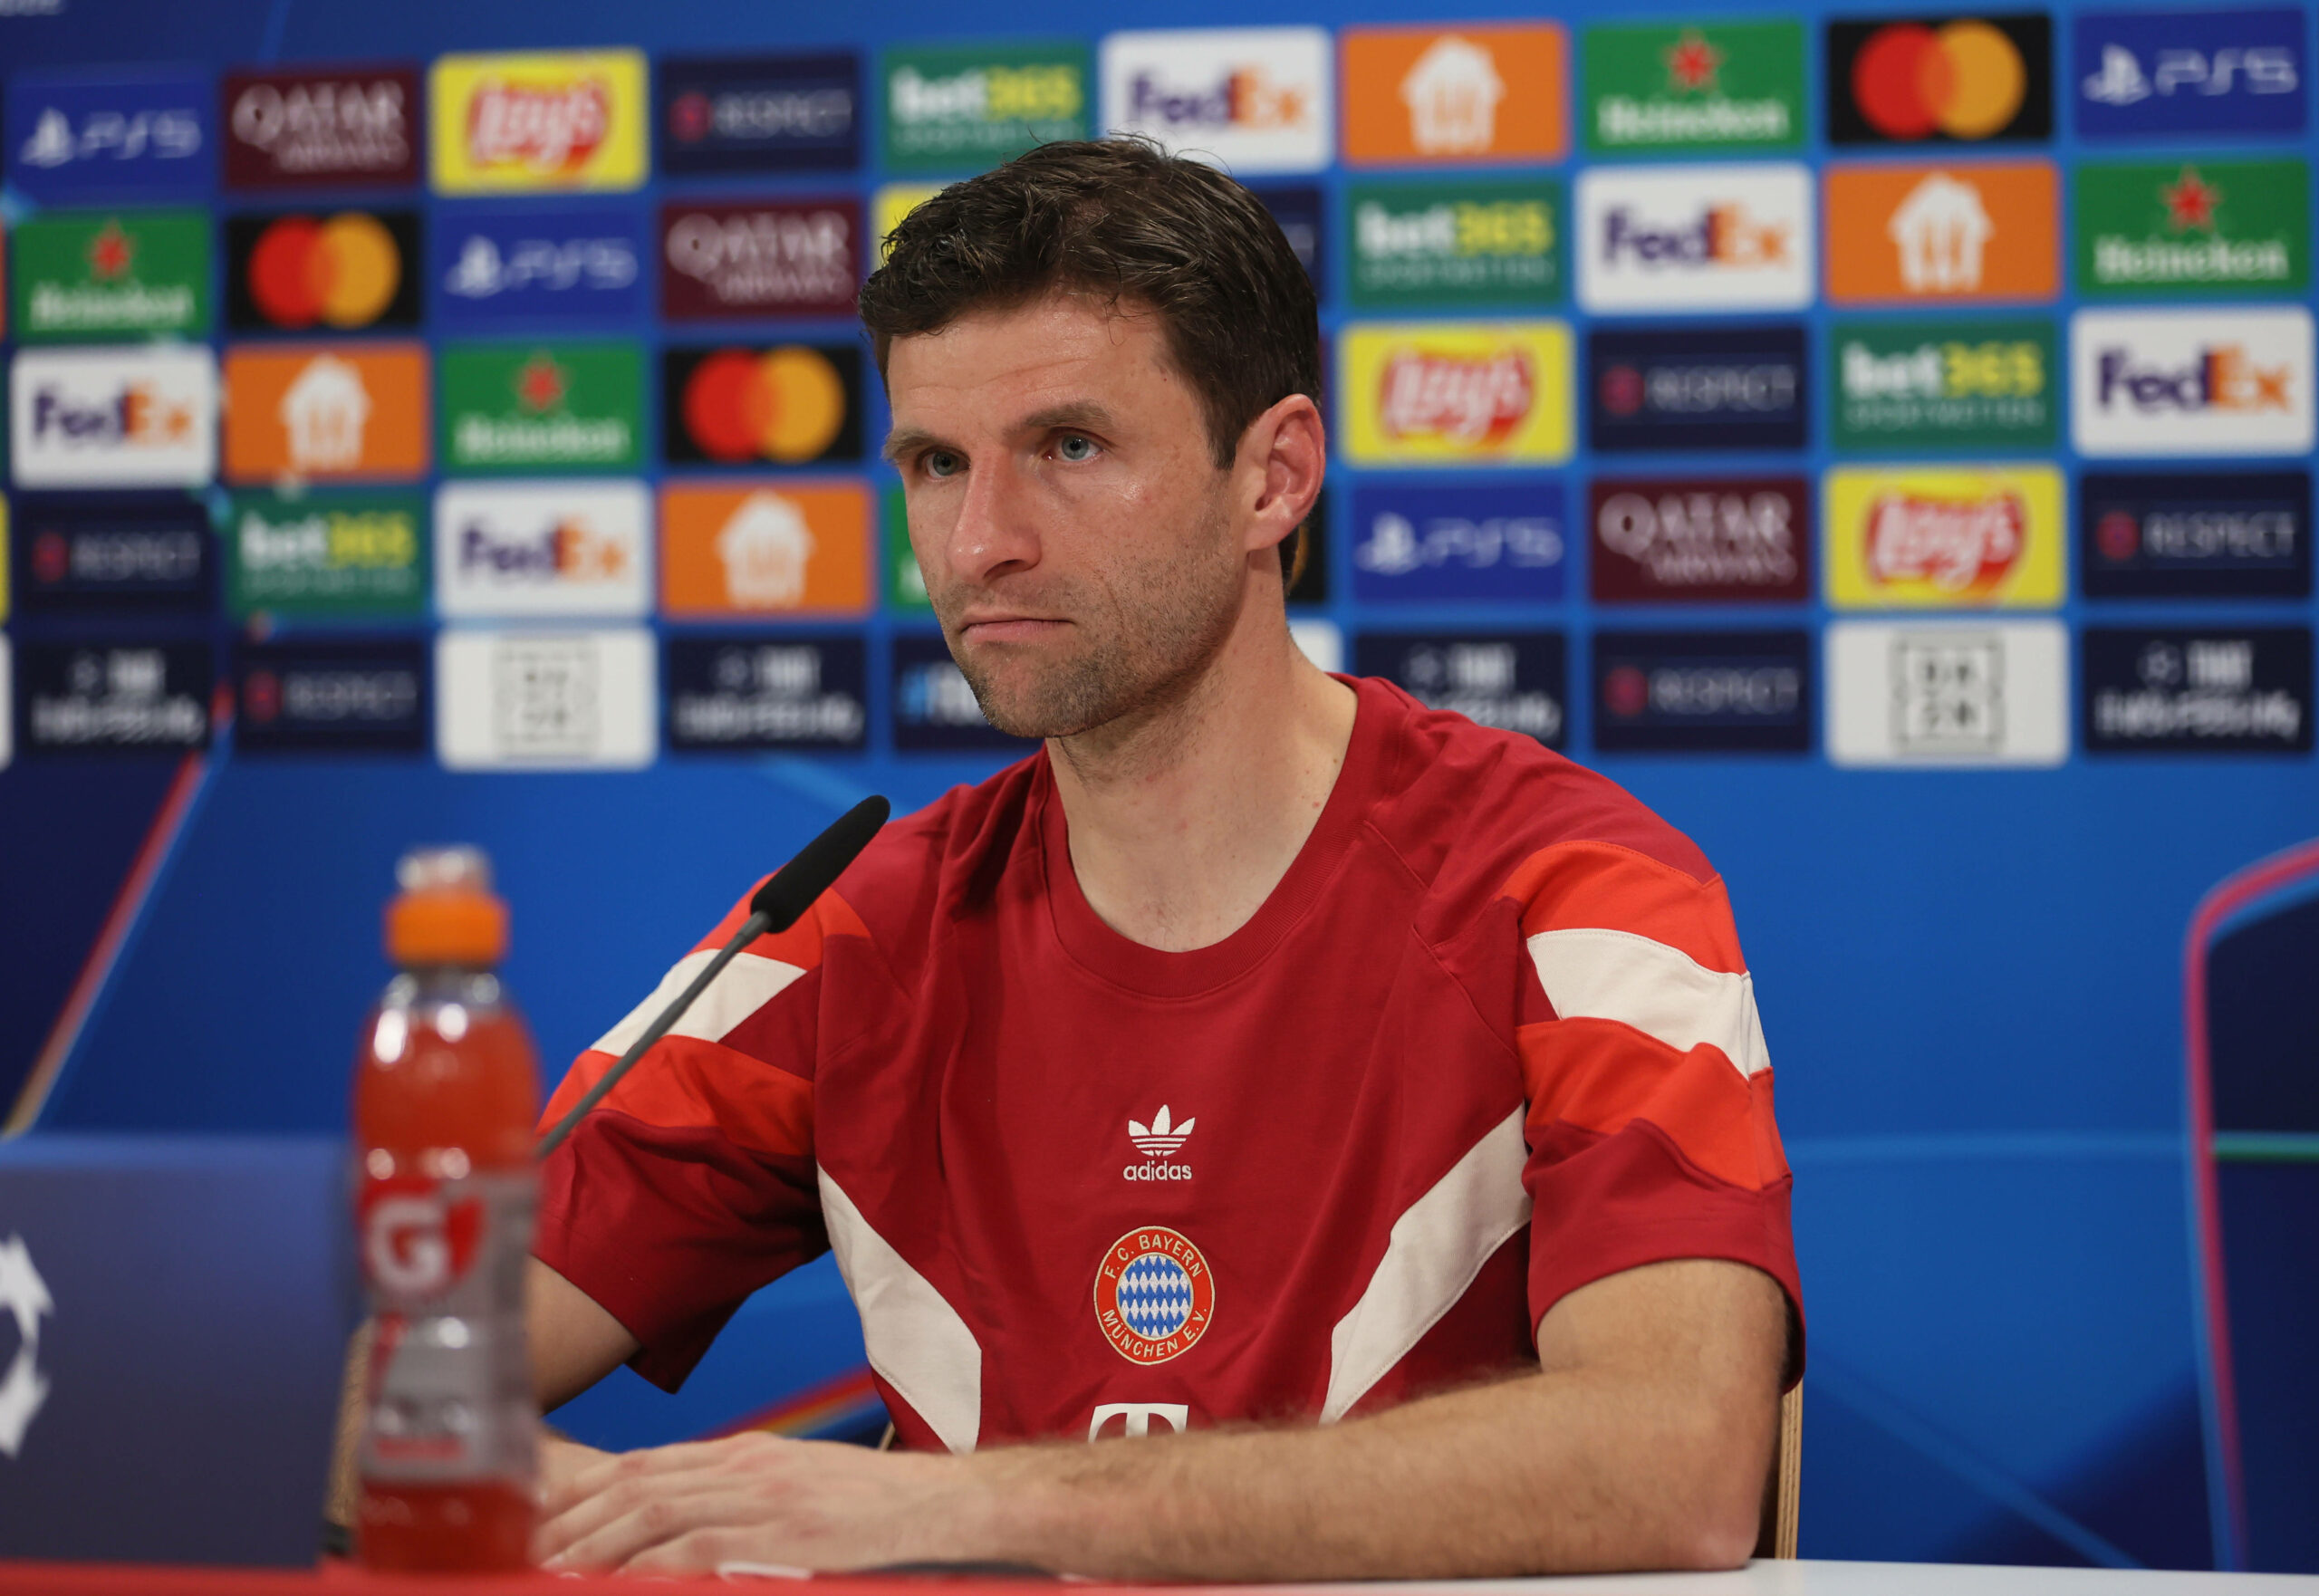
left=1586, top=324, right=1809, bottom=453
left=1352, top=630, right=1566, bottom=746
left=5, top=68, right=213, bottom=202
left=1348, top=481, right=1568, bottom=603
left=429, top=204, right=649, bottom=331
left=2080, top=471, right=2312, bottom=600
left=655, top=53, right=861, bottom=174
left=234, top=638, right=429, bottom=755
left=8, top=494, right=214, bottom=616
left=1593, top=628, right=1814, bottom=752
left=2083, top=627, right=2314, bottom=755
left=666, top=633, right=869, bottom=751
left=2074, top=8, right=2309, bottom=139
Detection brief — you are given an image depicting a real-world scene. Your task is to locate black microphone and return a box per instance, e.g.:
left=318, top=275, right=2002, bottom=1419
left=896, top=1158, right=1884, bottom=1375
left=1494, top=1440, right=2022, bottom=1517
left=535, top=794, right=890, bottom=1157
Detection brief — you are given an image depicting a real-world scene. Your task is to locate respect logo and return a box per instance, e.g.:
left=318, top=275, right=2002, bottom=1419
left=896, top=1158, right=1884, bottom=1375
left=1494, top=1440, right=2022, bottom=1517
left=430, top=52, right=647, bottom=193
left=1826, top=14, right=2053, bottom=144
left=11, top=210, right=210, bottom=341
left=883, top=42, right=1088, bottom=173
left=2075, top=159, right=2308, bottom=297
left=1575, top=163, right=1813, bottom=313
left=1831, top=319, right=2056, bottom=450
left=1347, top=179, right=1560, bottom=308
left=2081, top=470, right=2310, bottom=600
left=659, top=53, right=859, bottom=175
left=1584, top=21, right=1804, bottom=152
left=1824, top=463, right=2064, bottom=607
left=1341, top=322, right=1572, bottom=466
left=1824, top=160, right=2058, bottom=303
left=2072, top=307, right=2315, bottom=457
left=1341, top=24, right=1567, bottom=164
left=1101, top=28, right=1330, bottom=174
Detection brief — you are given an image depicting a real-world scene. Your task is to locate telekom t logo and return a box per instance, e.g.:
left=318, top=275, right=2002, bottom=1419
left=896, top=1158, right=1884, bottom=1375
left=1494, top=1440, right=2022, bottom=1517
left=1089, top=1403, right=1189, bottom=1440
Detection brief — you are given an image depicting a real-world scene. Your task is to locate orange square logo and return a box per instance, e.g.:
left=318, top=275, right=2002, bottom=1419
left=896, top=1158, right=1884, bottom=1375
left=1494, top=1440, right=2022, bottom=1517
left=223, top=344, right=429, bottom=483
left=1342, top=24, right=1566, bottom=166
left=1824, top=160, right=2057, bottom=304
left=659, top=480, right=871, bottom=617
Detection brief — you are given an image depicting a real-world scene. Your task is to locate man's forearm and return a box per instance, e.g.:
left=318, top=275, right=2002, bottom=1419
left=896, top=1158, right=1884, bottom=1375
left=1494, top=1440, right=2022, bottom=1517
left=965, top=1360, right=1774, bottom=1580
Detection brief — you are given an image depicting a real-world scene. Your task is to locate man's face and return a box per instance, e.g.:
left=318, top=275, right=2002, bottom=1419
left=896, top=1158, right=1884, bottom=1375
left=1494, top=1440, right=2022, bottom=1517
left=883, top=293, right=1246, bottom=741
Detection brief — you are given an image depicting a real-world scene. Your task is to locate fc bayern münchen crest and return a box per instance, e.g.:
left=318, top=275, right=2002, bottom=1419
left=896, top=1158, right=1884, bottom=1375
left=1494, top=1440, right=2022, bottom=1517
left=1092, top=1226, right=1215, bottom=1365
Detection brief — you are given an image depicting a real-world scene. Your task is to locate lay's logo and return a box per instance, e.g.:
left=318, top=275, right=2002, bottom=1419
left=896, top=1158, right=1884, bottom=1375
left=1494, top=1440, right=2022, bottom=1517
left=1825, top=463, right=2064, bottom=607
left=1342, top=322, right=1572, bottom=466
left=2072, top=307, right=2315, bottom=457
left=431, top=52, right=647, bottom=194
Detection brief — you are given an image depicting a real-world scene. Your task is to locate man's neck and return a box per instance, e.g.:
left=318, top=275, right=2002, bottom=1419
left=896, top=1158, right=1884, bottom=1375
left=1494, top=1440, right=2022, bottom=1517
left=1049, top=622, right=1359, bottom=954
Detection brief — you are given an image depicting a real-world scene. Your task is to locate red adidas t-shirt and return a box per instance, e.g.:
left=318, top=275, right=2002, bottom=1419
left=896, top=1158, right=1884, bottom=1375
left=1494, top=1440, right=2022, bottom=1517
left=537, top=677, right=1801, bottom=1451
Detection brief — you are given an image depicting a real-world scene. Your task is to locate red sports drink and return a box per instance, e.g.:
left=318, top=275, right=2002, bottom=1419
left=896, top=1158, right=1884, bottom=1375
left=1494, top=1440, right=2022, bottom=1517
left=353, top=847, right=540, bottom=1571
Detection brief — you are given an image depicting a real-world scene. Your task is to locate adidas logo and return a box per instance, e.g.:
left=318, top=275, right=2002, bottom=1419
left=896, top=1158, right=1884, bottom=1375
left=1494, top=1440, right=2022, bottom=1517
left=1124, top=1105, right=1195, bottom=1181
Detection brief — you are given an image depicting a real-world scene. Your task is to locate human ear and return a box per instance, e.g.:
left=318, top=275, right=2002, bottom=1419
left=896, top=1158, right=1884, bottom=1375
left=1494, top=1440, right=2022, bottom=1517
left=1239, top=393, right=1326, bottom=560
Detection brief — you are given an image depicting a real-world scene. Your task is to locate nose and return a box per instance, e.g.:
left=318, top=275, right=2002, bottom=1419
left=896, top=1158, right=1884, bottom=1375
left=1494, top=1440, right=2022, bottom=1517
left=941, top=453, right=1042, bottom=591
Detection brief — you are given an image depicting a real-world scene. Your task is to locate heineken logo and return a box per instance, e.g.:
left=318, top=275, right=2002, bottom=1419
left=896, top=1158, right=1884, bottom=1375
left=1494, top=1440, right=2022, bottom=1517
left=2078, top=158, right=2308, bottom=295
left=11, top=210, right=210, bottom=340
left=440, top=344, right=641, bottom=470
left=1584, top=20, right=1804, bottom=152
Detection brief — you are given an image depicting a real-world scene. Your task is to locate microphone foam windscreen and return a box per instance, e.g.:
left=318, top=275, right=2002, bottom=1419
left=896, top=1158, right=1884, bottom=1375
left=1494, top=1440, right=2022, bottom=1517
left=748, top=794, right=890, bottom=931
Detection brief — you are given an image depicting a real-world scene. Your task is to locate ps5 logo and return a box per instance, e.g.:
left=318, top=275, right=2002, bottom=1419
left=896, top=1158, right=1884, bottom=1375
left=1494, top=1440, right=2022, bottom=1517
left=2082, top=43, right=2296, bottom=104
left=18, top=106, right=203, bottom=168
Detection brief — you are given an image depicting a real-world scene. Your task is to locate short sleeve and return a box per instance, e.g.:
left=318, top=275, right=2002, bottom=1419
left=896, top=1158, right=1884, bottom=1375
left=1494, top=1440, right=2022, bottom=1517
left=1501, top=841, right=1804, bottom=1379
left=534, top=884, right=866, bottom=1390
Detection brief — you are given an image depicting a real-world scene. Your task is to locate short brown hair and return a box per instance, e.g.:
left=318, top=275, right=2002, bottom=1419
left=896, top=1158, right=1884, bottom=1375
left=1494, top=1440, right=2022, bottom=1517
left=859, top=137, right=1320, bottom=586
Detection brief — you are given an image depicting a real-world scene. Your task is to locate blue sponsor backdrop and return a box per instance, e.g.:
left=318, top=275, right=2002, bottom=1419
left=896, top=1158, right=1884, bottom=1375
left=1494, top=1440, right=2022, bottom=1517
left=2, top=0, right=2317, bottom=1577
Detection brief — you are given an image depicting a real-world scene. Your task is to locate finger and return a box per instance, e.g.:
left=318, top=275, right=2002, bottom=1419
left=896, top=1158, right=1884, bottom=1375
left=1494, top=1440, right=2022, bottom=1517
left=544, top=1489, right=758, bottom=1572
left=620, top=1525, right=750, bottom=1574
left=534, top=1466, right=736, bottom=1564
left=544, top=1434, right=751, bottom=1519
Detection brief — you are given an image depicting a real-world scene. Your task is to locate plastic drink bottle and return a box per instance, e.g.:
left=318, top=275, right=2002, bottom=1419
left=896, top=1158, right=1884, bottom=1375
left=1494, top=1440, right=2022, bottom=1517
left=353, top=847, right=540, bottom=1571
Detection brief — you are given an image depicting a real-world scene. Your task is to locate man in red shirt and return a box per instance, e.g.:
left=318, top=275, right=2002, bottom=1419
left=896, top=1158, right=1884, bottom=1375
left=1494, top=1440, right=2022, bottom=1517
left=531, top=138, right=1800, bottom=1577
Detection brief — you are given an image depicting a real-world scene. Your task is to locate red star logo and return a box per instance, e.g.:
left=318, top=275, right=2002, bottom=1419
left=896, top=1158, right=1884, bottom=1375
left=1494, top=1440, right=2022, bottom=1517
left=514, top=352, right=568, bottom=413
left=1663, top=31, right=1724, bottom=92
left=2162, top=167, right=2222, bottom=233
left=86, top=220, right=135, bottom=281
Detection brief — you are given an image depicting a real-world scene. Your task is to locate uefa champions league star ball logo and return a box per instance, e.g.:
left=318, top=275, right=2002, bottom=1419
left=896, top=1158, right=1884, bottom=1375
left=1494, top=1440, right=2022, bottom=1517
left=1092, top=1226, right=1215, bottom=1365
left=0, top=1235, right=54, bottom=1457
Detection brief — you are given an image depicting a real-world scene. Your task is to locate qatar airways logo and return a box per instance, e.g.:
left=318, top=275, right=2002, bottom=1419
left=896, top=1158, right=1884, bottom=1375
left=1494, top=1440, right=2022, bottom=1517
left=1379, top=350, right=1535, bottom=445
left=2072, top=308, right=2314, bottom=457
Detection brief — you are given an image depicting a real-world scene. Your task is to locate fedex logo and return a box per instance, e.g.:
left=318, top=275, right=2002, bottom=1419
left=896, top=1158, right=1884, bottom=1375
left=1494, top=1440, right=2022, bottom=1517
left=2074, top=309, right=2314, bottom=457
left=435, top=483, right=650, bottom=618
left=1102, top=29, right=1330, bottom=172
left=28, top=385, right=197, bottom=448
left=6, top=71, right=211, bottom=201
left=1577, top=164, right=1812, bottom=312
left=2075, top=10, right=2306, bottom=137
left=11, top=349, right=217, bottom=489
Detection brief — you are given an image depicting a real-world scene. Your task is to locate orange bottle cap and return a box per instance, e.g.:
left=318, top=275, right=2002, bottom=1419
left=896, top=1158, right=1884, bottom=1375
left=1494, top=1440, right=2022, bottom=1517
left=384, top=847, right=508, bottom=966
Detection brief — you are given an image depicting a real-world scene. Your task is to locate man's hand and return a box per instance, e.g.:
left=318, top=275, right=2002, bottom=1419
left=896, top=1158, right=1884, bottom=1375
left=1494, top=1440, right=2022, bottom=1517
left=536, top=1431, right=979, bottom=1573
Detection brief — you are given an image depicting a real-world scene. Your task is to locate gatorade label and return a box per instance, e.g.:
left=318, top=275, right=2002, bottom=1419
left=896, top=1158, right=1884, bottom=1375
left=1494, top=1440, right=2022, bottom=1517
left=358, top=1171, right=537, bottom=1485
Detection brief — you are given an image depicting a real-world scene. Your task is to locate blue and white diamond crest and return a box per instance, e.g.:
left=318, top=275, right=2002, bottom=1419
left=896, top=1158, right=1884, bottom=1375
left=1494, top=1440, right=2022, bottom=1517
left=1118, top=1251, right=1194, bottom=1341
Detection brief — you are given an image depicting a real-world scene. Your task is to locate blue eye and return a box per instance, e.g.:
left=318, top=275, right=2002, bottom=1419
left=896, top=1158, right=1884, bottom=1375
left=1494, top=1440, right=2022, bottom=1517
left=1056, top=434, right=1098, bottom=462
left=924, top=449, right=963, bottom=478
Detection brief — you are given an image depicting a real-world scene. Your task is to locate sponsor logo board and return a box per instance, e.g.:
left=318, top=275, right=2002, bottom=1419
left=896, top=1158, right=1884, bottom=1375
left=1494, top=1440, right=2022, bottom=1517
left=11, top=210, right=209, bottom=341
left=1575, top=163, right=1812, bottom=312
left=1826, top=14, right=2054, bottom=145
left=223, top=344, right=430, bottom=482
left=435, top=481, right=650, bottom=619
left=10, top=494, right=212, bottom=614
left=1593, top=630, right=1814, bottom=753
left=226, top=489, right=428, bottom=617
left=891, top=632, right=1034, bottom=752
left=1288, top=488, right=1332, bottom=607
left=2071, top=307, right=2314, bottom=457
left=658, top=53, right=860, bottom=174
left=659, top=481, right=871, bottom=617
left=11, top=346, right=217, bottom=489
left=2074, top=159, right=2308, bottom=296
left=2074, top=8, right=2306, bottom=139
left=1583, top=20, right=1805, bottom=153
left=664, top=344, right=863, bottom=466
left=429, top=51, right=648, bottom=193
left=1341, top=322, right=1572, bottom=466
left=665, top=634, right=868, bottom=752
left=1341, top=24, right=1567, bottom=165
left=440, top=343, right=642, bottom=472
left=13, top=639, right=213, bottom=755
left=431, top=204, right=645, bottom=329
left=883, top=42, right=1090, bottom=173
left=0, top=641, right=8, bottom=770
left=1353, top=630, right=1566, bottom=746
left=1825, top=160, right=2059, bottom=303
left=1254, top=186, right=1324, bottom=289
left=661, top=198, right=861, bottom=320
left=236, top=638, right=428, bottom=754
left=1350, top=483, right=1565, bottom=602
left=1102, top=28, right=1331, bottom=174
left=872, top=186, right=943, bottom=261
left=1590, top=476, right=1812, bottom=603
left=1824, top=464, right=2064, bottom=608
left=1826, top=618, right=2068, bottom=765
left=436, top=628, right=656, bottom=770
left=2083, top=627, right=2311, bottom=753
left=1347, top=179, right=1561, bottom=308
left=222, top=65, right=421, bottom=188
left=1587, top=325, right=1808, bottom=453
left=2080, top=470, right=2310, bottom=599
left=225, top=208, right=421, bottom=332
left=882, top=486, right=934, bottom=612
left=1830, top=318, right=2057, bottom=450
left=6, top=70, right=211, bottom=202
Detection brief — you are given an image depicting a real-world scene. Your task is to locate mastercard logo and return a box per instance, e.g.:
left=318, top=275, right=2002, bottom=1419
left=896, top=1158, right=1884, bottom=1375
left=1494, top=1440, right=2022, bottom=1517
left=679, top=347, right=848, bottom=464
left=1849, top=20, right=2026, bottom=141
left=245, top=213, right=405, bottom=330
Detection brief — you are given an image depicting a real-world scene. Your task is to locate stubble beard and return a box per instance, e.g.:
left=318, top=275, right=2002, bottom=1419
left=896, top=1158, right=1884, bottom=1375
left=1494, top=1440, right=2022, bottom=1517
left=937, top=504, right=1245, bottom=743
